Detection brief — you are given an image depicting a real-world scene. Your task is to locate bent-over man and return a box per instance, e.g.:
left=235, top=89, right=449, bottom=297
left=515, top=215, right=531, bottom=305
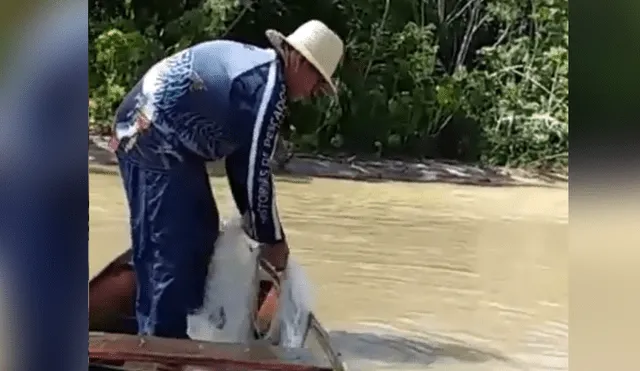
left=108, top=20, right=344, bottom=339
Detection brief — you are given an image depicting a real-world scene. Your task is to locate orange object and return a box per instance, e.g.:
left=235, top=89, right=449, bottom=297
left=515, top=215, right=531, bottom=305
left=256, top=286, right=279, bottom=334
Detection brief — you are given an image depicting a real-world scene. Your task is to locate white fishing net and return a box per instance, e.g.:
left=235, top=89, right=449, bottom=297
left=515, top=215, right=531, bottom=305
left=273, top=259, right=314, bottom=347
left=187, top=216, right=313, bottom=348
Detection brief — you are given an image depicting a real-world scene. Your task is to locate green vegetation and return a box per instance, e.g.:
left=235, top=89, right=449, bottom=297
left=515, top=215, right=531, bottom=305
left=89, top=0, right=568, bottom=169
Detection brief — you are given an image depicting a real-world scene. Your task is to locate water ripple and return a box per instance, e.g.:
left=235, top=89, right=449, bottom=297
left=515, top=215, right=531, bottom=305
left=89, top=174, right=568, bottom=371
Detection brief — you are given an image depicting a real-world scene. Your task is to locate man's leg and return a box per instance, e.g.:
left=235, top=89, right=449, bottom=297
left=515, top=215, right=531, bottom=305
left=117, top=152, right=218, bottom=338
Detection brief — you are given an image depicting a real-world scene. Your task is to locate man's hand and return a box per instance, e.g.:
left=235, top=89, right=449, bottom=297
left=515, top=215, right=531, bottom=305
left=259, top=241, right=289, bottom=271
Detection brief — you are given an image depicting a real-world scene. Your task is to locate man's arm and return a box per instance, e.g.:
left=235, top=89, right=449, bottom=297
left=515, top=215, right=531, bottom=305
left=225, top=60, right=287, bottom=244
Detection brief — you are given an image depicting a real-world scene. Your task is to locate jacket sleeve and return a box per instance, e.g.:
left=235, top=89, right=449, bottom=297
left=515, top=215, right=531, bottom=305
left=225, top=60, right=287, bottom=244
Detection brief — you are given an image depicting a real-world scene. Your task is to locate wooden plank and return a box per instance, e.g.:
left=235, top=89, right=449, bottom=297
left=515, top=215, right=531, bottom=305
left=89, top=332, right=332, bottom=371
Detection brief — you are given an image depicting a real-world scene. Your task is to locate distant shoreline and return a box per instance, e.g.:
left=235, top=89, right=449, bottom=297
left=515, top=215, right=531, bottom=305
left=89, top=136, right=567, bottom=188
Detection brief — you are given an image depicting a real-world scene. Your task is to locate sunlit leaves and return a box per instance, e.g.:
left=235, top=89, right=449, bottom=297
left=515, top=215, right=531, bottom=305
left=89, top=0, right=568, bottom=166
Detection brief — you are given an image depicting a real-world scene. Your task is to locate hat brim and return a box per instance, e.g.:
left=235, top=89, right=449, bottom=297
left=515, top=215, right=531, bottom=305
left=265, top=29, right=338, bottom=95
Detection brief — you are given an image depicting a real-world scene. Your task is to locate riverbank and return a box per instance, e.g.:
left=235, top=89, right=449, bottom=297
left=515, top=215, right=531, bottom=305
left=89, top=136, right=567, bottom=188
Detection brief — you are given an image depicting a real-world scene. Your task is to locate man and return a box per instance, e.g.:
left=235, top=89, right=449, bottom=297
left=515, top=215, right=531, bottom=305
left=108, top=20, right=344, bottom=339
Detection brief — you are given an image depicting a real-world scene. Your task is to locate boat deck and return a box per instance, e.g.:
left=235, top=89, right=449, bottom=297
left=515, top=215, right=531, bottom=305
left=89, top=332, right=334, bottom=371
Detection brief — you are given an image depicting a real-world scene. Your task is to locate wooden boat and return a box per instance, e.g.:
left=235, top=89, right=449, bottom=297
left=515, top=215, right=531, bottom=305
left=89, top=249, right=347, bottom=371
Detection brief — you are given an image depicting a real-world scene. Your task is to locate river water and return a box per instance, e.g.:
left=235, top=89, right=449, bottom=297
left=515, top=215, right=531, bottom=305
left=89, top=172, right=568, bottom=371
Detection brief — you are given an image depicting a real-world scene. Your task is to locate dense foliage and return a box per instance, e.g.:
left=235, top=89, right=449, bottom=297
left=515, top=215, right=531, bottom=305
left=89, top=0, right=568, bottom=168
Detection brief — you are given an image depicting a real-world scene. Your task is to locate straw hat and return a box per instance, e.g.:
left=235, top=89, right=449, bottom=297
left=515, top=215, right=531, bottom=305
left=266, top=20, right=344, bottom=95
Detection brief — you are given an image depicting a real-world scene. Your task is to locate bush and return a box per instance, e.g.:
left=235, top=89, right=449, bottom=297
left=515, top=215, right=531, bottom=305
left=89, top=0, right=568, bottom=168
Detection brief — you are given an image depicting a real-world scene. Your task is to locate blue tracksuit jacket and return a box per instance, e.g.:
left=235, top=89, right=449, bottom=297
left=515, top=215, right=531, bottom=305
left=110, top=40, right=287, bottom=338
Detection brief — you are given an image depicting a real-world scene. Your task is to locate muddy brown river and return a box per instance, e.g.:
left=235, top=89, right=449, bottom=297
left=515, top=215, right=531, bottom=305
left=89, top=172, right=568, bottom=371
